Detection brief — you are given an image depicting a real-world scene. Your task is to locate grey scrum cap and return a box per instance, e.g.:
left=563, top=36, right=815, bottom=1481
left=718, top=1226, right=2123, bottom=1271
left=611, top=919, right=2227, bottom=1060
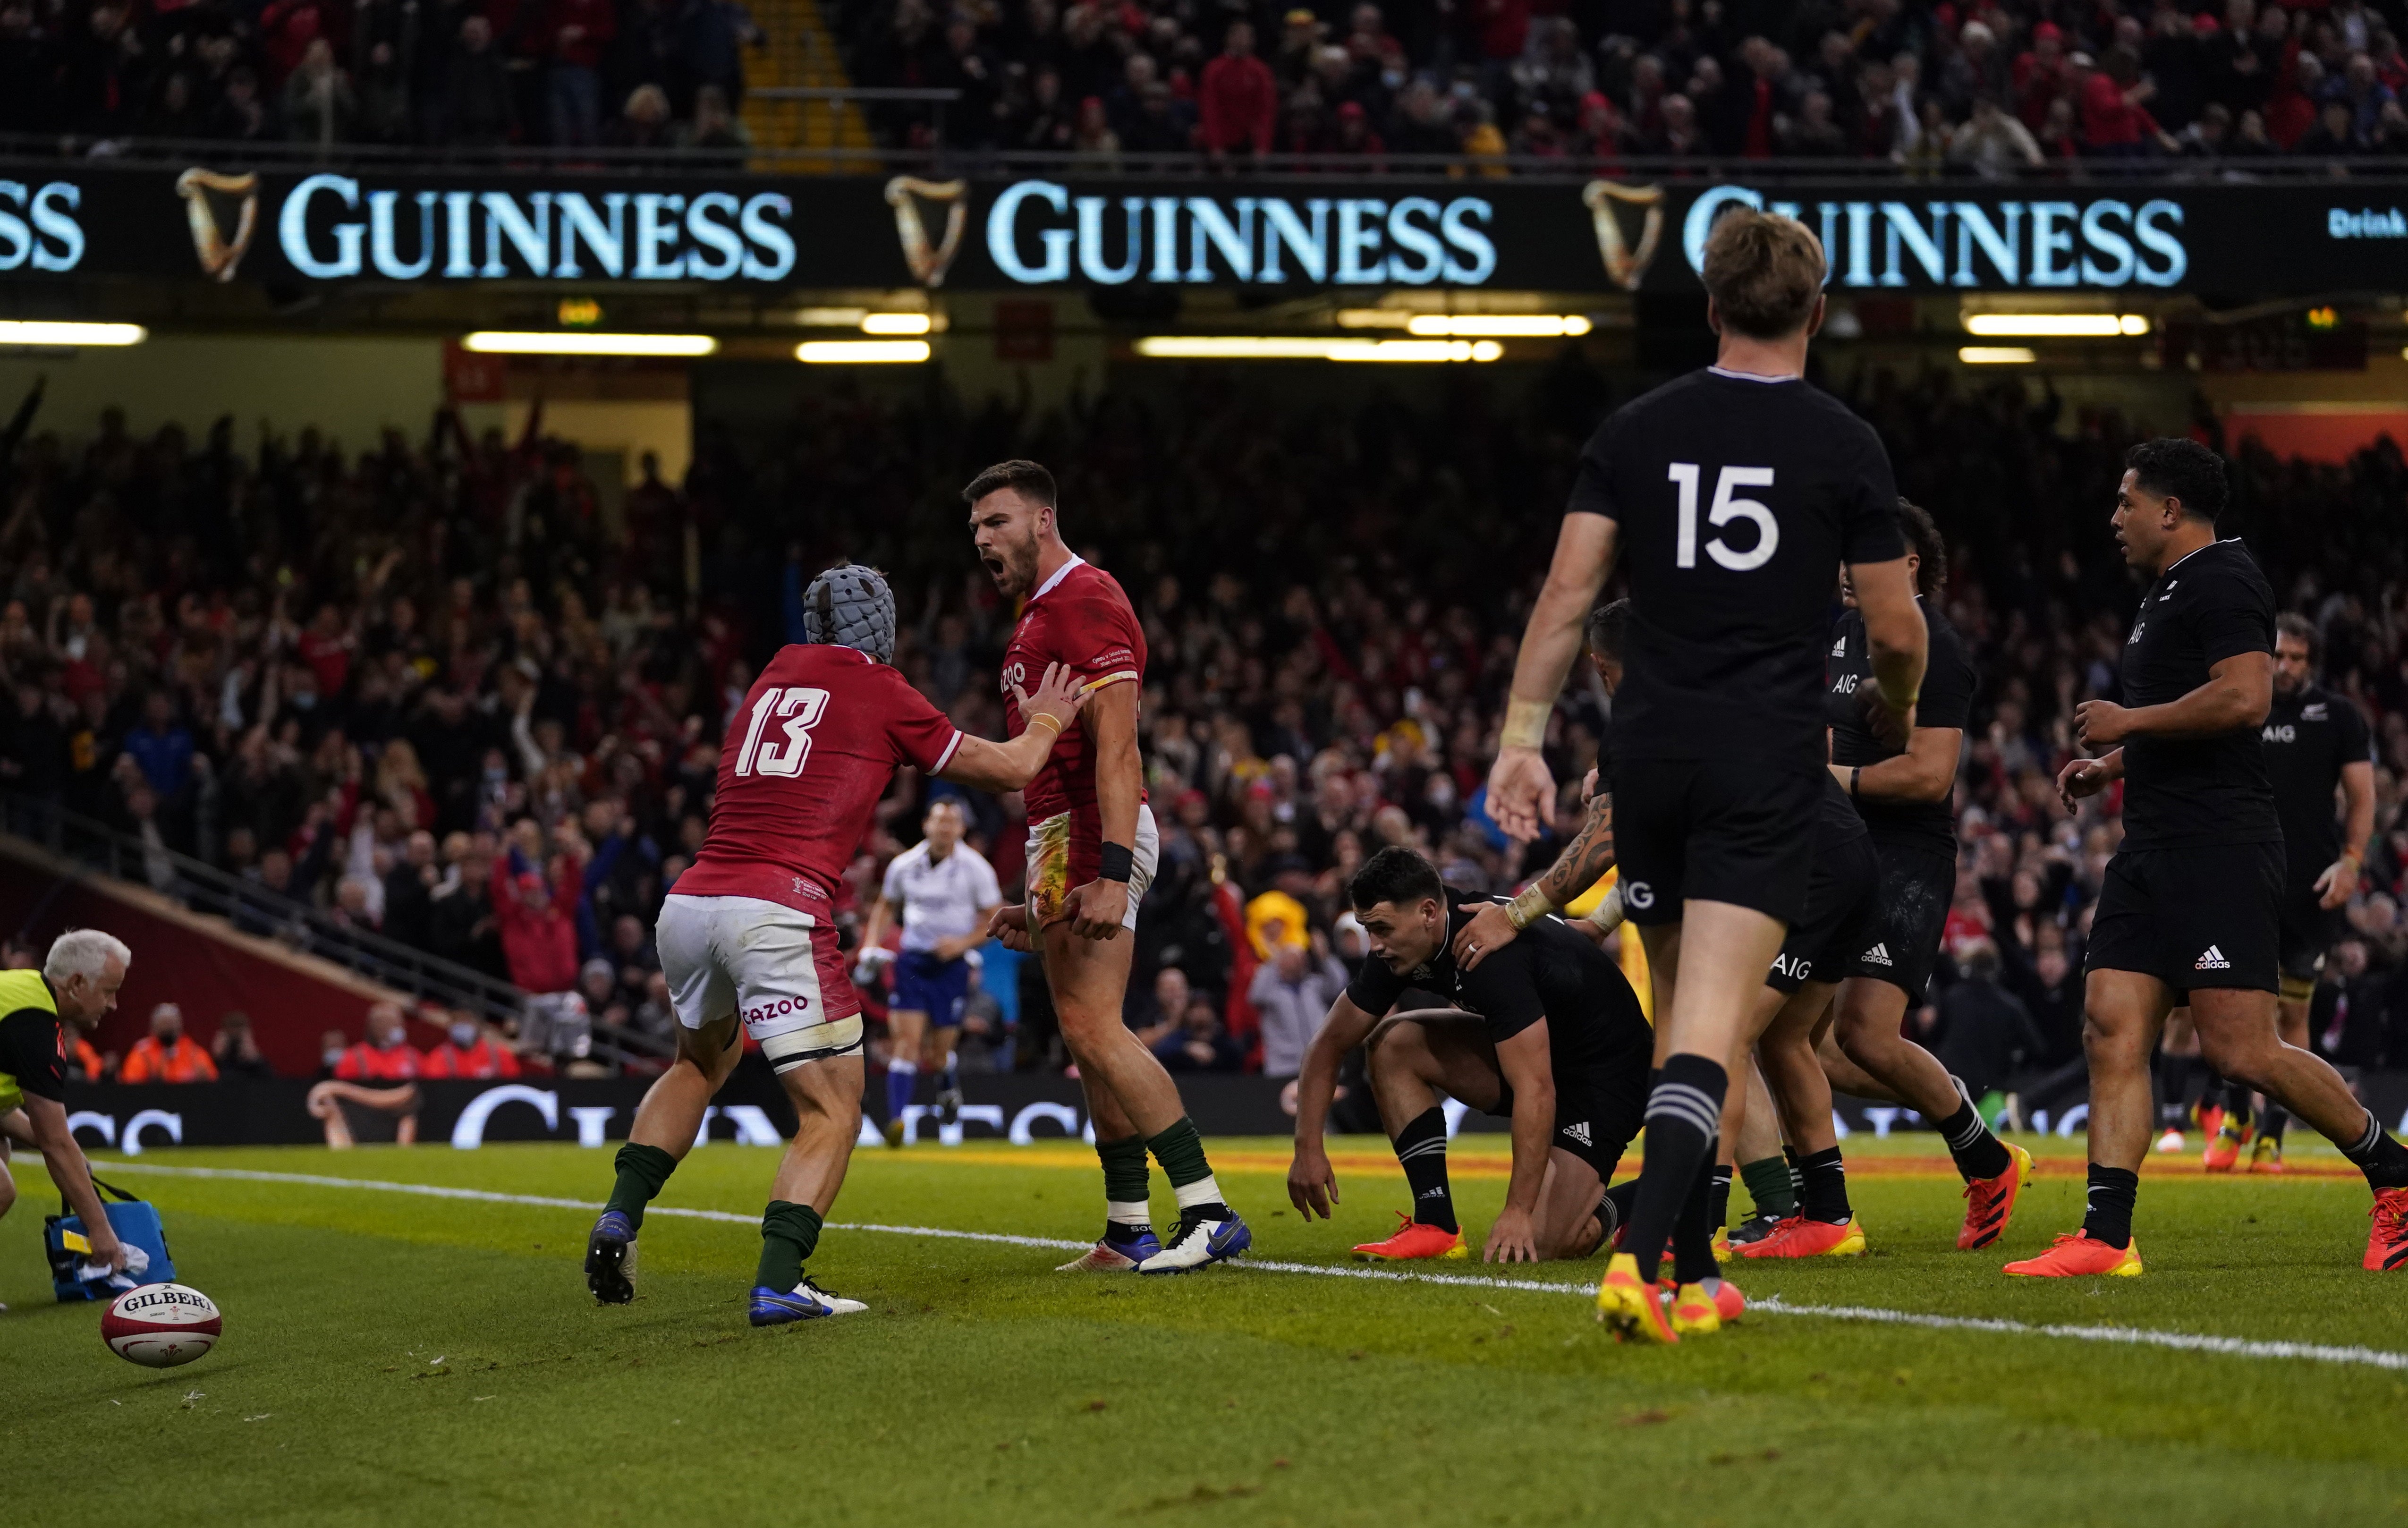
left=803, top=562, right=897, bottom=665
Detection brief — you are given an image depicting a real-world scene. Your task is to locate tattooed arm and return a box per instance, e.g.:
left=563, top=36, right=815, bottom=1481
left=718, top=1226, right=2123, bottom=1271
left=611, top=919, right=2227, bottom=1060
left=1450, top=787, right=1616, bottom=971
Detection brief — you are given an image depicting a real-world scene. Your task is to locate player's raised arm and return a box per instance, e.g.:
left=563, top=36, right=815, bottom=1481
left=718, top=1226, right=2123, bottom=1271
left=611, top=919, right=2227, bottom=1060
left=934, top=662, right=1087, bottom=793
left=1288, top=992, right=1382, bottom=1219
left=1488, top=514, right=1619, bottom=841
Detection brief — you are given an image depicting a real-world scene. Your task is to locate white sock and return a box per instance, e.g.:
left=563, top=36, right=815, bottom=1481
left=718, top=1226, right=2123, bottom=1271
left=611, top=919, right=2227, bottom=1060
left=1105, top=1199, right=1152, bottom=1228
left=1173, top=1175, right=1224, bottom=1212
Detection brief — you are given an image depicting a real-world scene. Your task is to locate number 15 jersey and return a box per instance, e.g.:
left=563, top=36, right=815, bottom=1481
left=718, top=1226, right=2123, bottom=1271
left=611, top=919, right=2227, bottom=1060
left=677, top=644, right=966, bottom=917
left=1568, top=369, right=1904, bottom=772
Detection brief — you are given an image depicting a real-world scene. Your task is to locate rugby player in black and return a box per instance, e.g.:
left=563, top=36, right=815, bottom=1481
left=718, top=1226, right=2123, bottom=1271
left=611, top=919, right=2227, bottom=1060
left=1485, top=206, right=1928, bottom=1341
left=2196, top=612, right=2374, bottom=1173
left=1822, top=501, right=2032, bottom=1249
left=2016, top=439, right=2408, bottom=1278
left=1286, top=849, right=1656, bottom=1278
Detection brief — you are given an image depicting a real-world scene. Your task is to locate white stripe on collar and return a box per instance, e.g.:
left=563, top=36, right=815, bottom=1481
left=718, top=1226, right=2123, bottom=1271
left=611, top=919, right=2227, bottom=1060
left=1707, top=365, right=1802, bottom=383
left=1031, top=554, right=1086, bottom=603
left=2163, top=537, right=2241, bottom=576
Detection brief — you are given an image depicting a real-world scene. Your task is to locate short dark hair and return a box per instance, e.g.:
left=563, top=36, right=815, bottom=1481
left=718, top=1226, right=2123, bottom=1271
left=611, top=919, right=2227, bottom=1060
left=2125, top=438, right=2228, bottom=523
left=1349, top=846, right=1445, bottom=913
left=1586, top=597, right=1630, bottom=662
left=2275, top=611, right=2319, bottom=661
left=1896, top=498, right=1947, bottom=597
left=1701, top=207, right=1826, bottom=341
left=962, top=458, right=1057, bottom=508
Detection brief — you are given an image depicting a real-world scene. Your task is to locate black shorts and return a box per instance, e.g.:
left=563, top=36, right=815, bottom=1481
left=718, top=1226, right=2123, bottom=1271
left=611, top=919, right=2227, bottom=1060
left=1609, top=756, right=1821, bottom=929
left=1845, top=841, right=1956, bottom=1000
left=2086, top=842, right=2282, bottom=995
left=1767, top=832, right=1882, bottom=993
left=1492, top=1056, right=1646, bottom=1180
left=2277, top=888, right=2340, bottom=985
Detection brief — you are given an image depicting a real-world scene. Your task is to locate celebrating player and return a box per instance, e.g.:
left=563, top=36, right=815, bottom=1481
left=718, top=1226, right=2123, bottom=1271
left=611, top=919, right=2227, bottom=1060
left=966, top=460, right=1250, bottom=1274
left=1287, top=848, right=1656, bottom=1279
left=584, top=563, right=1088, bottom=1324
left=1821, top=500, right=2032, bottom=1248
left=2020, top=441, right=2408, bottom=1278
left=856, top=798, right=1003, bottom=1146
left=2197, top=612, right=2374, bottom=1172
left=1486, top=206, right=1927, bottom=1343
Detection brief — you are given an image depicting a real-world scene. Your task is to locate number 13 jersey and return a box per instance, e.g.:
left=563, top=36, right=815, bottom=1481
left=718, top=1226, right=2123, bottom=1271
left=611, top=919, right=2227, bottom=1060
left=678, top=643, right=966, bottom=917
left=1568, top=368, right=1904, bottom=772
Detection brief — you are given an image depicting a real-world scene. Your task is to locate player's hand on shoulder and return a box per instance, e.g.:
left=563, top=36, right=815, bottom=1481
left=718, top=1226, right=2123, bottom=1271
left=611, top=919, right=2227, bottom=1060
left=1066, top=878, right=1127, bottom=940
left=1483, top=1205, right=1538, bottom=1264
left=1484, top=748, right=1555, bottom=843
left=2073, top=698, right=2130, bottom=748
left=1452, top=902, right=1519, bottom=970
left=1286, top=1143, right=1339, bottom=1219
left=1579, top=766, right=1600, bottom=803
left=1013, top=661, right=1085, bottom=730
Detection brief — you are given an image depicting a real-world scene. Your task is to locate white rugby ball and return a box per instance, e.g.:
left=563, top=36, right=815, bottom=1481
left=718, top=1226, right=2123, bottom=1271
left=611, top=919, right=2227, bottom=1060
left=101, top=1283, right=222, bottom=1368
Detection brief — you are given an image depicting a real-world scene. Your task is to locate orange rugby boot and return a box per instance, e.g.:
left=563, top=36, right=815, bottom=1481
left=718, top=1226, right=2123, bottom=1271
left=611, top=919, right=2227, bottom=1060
left=1351, top=1213, right=1469, bottom=1262
left=2003, top=1231, right=2144, bottom=1278
left=1958, top=1142, right=2034, bottom=1251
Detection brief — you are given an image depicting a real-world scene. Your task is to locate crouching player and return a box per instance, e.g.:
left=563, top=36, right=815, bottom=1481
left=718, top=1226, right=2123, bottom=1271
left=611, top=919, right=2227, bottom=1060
left=584, top=563, right=1087, bottom=1325
left=1288, top=848, right=1659, bottom=1280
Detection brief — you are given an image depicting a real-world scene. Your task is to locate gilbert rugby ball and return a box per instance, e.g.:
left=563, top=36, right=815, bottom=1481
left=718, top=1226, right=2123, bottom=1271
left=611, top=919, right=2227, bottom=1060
left=101, top=1283, right=222, bottom=1368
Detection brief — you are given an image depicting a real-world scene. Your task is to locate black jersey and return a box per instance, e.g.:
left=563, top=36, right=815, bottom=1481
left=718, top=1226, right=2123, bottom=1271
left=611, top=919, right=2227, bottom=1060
left=1828, top=599, right=1977, bottom=855
left=2117, top=539, right=2281, bottom=852
left=1345, top=890, right=1652, bottom=1078
left=2262, top=683, right=2373, bottom=891
left=1566, top=369, right=1905, bottom=773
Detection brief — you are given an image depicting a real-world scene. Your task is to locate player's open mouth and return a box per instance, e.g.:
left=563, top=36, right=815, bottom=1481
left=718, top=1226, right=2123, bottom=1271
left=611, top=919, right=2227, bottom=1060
left=982, top=555, right=1005, bottom=577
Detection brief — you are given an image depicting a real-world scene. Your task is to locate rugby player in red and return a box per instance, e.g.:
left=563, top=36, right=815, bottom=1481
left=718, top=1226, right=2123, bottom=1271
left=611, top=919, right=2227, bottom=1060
left=966, top=460, right=1251, bottom=1274
left=585, top=563, right=1087, bottom=1325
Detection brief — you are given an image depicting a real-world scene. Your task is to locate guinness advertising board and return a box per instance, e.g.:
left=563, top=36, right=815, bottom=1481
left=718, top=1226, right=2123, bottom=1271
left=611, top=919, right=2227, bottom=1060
left=8, top=163, right=2407, bottom=296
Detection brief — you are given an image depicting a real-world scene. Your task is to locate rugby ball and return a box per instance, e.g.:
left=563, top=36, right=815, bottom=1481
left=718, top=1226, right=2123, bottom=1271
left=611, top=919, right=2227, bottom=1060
left=101, top=1283, right=222, bottom=1368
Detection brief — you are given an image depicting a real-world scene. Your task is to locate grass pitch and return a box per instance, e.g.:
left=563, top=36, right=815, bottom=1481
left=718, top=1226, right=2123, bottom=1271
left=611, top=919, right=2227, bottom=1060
left=5, top=1132, right=2405, bottom=1527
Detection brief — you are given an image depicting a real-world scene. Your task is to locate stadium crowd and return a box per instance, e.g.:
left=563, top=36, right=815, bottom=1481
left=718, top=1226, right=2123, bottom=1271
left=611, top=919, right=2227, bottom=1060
left=3, top=0, right=2408, bottom=161
left=5, top=361, right=2408, bottom=1095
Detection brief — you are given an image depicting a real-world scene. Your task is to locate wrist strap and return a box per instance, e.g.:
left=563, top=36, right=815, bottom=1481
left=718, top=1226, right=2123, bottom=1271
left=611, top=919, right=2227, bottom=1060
left=1097, top=841, right=1135, bottom=883
left=1503, top=883, right=1558, bottom=931
left=1500, top=696, right=1551, bottom=751
left=1025, top=711, right=1064, bottom=735
left=1849, top=766, right=1861, bottom=799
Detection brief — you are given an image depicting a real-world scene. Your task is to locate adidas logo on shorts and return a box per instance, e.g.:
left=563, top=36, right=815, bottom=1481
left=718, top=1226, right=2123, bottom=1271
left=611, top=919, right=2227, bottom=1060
left=1560, top=1121, right=1592, bottom=1147
left=2196, top=945, right=2231, bottom=971
left=1863, top=943, right=1893, bottom=967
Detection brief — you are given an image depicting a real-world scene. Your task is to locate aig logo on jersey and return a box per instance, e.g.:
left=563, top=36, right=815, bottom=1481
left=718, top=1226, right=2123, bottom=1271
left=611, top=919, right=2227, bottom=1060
left=2264, top=723, right=2298, bottom=744
left=1770, top=951, right=1809, bottom=982
left=1622, top=881, right=1655, bottom=911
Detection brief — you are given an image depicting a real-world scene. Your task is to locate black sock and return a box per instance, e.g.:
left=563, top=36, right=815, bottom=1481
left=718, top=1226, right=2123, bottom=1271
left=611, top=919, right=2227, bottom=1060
left=2262, top=1101, right=2289, bottom=1146
left=1739, top=1154, right=1797, bottom=1219
left=1672, top=1156, right=1721, bottom=1285
left=2154, top=1052, right=2198, bottom=1126
left=603, top=1142, right=678, bottom=1233
left=2338, top=1111, right=2408, bottom=1190
left=1784, top=1144, right=1804, bottom=1201
left=756, top=1200, right=822, bottom=1290
left=2082, top=1163, right=2140, bottom=1248
left=2225, top=1078, right=2257, bottom=1129
left=1937, top=1099, right=2014, bottom=1181
left=1798, top=1146, right=1850, bottom=1223
left=1602, top=1176, right=1638, bottom=1238
left=1626, top=1055, right=1727, bottom=1285
left=1392, top=1106, right=1458, bottom=1233
left=1707, top=1164, right=1733, bottom=1231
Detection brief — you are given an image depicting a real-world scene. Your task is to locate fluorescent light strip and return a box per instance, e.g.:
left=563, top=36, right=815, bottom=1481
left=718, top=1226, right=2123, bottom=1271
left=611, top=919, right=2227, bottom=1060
left=1133, top=337, right=1502, bottom=363
left=463, top=331, right=717, bottom=357
left=1963, top=314, right=2150, bottom=338
left=1959, top=346, right=2038, bottom=365
left=1333, top=309, right=1418, bottom=329
left=1406, top=314, right=1593, bottom=338
left=860, top=313, right=933, bottom=335
left=797, top=340, right=932, bottom=364
left=0, top=321, right=147, bottom=347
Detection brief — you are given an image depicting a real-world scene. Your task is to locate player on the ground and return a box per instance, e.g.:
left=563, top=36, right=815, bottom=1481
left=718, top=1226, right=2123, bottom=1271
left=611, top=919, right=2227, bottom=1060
left=585, top=564, right=1088, bottom=1324
left=1822, top=499, right=2033, bottom=1248
left=966, top=460, right=1250, bottom=1274
left=856, top=798, right=1002, bottom=1146
left=2018, top=440, right=2408, bottom=1278
left=0, top=930, right=136, bottom=1282
left=1485, top=206, right=1927, bottom=1342
left=2198, top=612, right=2373, bottom=1173
left=1288, top=849, right=1660, bottom=1275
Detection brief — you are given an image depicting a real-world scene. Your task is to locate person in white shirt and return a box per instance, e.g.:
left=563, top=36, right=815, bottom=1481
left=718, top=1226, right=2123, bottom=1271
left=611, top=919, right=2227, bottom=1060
left=858, top=799, right=1003, bottom=1144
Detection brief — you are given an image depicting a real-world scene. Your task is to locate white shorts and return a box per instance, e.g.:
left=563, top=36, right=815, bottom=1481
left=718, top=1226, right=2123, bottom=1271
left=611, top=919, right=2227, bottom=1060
left=655, top=893, right=864, bottom=1073
left=1026, top=804, right=1159, bottom=933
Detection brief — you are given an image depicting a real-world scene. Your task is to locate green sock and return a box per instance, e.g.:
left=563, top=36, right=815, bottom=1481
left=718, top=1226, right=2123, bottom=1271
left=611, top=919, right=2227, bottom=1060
left=1740, top=1154, right=1798, bottom=1220
left=1145, top=1116, right=1228, bottom=1215
left=1096, top=1133, right=1152, bottom=1225
left=605, top=1142, right=679, bottom=1232
left=756, top=1201, right=823, bottom=1292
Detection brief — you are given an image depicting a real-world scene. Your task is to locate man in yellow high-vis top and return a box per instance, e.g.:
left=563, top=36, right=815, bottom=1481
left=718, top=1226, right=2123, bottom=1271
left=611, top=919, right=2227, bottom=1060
left=0, top=929, right=134, bottom=1274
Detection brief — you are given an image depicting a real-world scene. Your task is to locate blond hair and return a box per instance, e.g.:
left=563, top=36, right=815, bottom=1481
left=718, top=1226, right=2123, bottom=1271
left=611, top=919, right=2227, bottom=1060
left=1701, top=207, right=1827, bottom=341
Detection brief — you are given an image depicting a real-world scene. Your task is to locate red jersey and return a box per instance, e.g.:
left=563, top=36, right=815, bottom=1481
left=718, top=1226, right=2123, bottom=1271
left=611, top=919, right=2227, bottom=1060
left=1002, top=556, right=1148, bottom=834
left=676, top=644, right=964, bottom=916
left=421, top=1039, right=522, bottom=1079
left=335, top=1041, right=420, bottom=1083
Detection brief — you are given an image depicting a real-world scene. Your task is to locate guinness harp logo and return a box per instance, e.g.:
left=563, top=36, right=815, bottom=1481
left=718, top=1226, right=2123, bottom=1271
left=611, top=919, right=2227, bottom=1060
left=175, top=167, right=260, bottom=282
left=1581, top=180, right=1665, bottom=292
left=885, top=175, right=968, bottom=288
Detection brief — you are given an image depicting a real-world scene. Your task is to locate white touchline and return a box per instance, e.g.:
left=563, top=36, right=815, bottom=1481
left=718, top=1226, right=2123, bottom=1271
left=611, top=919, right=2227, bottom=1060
left=93, top=1160, right=2408, bottom=1374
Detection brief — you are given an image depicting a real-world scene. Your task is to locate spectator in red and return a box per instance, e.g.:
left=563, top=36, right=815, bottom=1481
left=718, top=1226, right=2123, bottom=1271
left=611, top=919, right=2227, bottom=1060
left=119, top=1003, right=219, bottom=1083
left=541, top=0, right=618, bottom=146
left=2080, top=44, right=2174, bottom=154
left=312, top=1003, right=421, bottom=1146
left=335, top=1003, right=422, bottom=1081
left=492, top=840, right=583, bottom=998
left=1198, top=18, right=1276, bottom=160
left=421, top=1009, right=523, bottom=1079
left=2013, top=20, right=2071, bottom=130
left=2264, top=50, right=2324, bottom=147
